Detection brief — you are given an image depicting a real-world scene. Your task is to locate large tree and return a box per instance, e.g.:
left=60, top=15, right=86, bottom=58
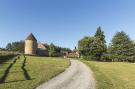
left=110, top=31, right=135, bottom=62
left=78, top=27, right=107, bottom=60
left=78, top=36, right=95, bottom=59
left=94, top=27, right=107, bottom=60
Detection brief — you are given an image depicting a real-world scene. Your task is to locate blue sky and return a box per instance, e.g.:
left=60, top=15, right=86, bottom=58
left=0, top=0, right=135, bottom=49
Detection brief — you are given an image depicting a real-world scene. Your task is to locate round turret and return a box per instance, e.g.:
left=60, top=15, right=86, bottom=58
left=25, top=33, right=37, bottom=55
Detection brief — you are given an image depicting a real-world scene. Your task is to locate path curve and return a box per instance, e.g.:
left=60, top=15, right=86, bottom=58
left=36, top=59, right=95, bottom=89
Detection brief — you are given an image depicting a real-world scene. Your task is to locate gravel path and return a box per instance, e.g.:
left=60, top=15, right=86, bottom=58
left=36, top=60, right=95, bottom=89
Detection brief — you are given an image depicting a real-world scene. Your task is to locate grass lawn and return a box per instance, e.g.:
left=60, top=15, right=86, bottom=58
left=0, top=55, right=70, bottom=89
left=83, top=60, right=135, bottom=89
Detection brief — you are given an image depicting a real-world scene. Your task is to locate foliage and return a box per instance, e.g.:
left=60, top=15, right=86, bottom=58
left=79, top=27, right=135, bottom=62
left=6, top=41, right=24, bottom=53
left=78, top=27, right=107, bottom=60
left=94, top=27, right=107, bottom=60
left=108, top=31, right=135, bottom=62
left=48, top=43, right=71, bottom=57
left=95, top=26, right=106, bottom=43
left=78, top=36, right=95, bottom=59
left=48, top=43, right=57, bottom=57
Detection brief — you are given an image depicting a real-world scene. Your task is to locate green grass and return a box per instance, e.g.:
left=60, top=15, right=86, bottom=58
left=0, top=55, right=70, bottom=89
left=83, top=60, right=135, bottom=89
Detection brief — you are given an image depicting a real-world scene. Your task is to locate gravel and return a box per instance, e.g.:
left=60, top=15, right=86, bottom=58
left=36, top=59, right=95, bottom=89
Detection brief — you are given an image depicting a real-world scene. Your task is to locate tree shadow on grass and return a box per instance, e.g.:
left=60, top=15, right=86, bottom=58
left=0, top=55, right=33, bottom=84
left=4, top=78, right=35, bottom=84
left=0, top=58, right=18, bottom=83
left=21, top=56, right=31, bottom=80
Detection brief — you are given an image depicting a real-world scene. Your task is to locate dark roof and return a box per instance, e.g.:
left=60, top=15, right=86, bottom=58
left=25, top=33, right=37, bottom=41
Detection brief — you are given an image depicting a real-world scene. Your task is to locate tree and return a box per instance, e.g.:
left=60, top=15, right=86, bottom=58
left=6, top=41, right=24, bottom=53
left=6, top=43, right=12, bottom=50
left=94, top=27, right=107, bottom=60
left=60, top=47, right=71, bottom=52
left=95, top=27, right=106, bottom=42
left=78, top=36, right=96, bottom=59
left=110, top=31, right=135, bottom=62
left=48, top=43, right=57, bottom=57
left=48, top=43, right=71, bottom=57
left=78, top=27, right=107, bottom=60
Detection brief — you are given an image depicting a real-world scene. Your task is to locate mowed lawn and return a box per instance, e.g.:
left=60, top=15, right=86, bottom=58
left=0, top=55, right=70, bottom=89
left=83, top=60, right=135, bottom=89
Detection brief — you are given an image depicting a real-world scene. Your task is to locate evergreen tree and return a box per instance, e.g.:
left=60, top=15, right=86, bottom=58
left=95, top=26, right=106, bottom=43
left=110, top=31, right=135, bottom=62
left=94, top=26, right=107, bottom=60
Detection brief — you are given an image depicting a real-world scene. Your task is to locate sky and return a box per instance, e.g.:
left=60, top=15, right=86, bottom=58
left=1, top=0, right=135, bottom=49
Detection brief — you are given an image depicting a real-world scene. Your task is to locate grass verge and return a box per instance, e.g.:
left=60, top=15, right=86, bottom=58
left=83, top=60, right=135, bottom=89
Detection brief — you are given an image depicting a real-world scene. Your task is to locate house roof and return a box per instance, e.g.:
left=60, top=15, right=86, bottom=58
left=25, top=33, right=37, bottom=41
left=38, top=43, right=48, bottom=50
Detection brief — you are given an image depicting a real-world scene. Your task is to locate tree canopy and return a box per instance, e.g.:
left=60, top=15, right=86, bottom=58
left=6, top=41, right=24, bottom=53
left=78, top=27, right=107, bottom=60
left=48, top=43, right=71, bottom=57
left=108, top=31, right=135, bottom=62
left=78, top=28, right=135, bottom=62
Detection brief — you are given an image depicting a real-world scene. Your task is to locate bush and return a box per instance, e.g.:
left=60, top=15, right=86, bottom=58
left=128, top=56, right=135, bottom=63
left=101, top=54, right=113, bottom=62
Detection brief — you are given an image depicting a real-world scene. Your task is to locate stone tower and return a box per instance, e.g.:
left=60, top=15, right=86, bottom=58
left=25, top=33, right=37, bottom=55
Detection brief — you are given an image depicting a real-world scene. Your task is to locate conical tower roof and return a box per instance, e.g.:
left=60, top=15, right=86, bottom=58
left=25, top=33, right=37, bottom=41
